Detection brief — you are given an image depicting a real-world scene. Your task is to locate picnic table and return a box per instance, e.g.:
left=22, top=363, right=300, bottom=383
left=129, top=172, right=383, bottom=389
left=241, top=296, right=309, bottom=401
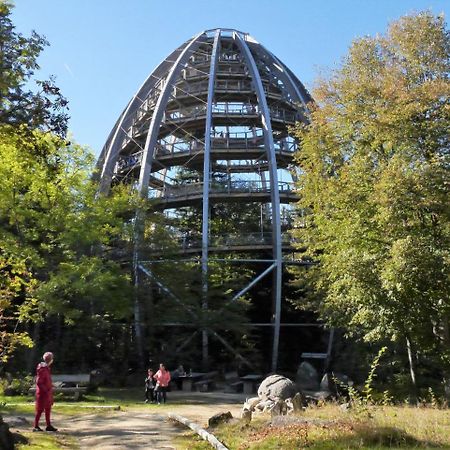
left=178, top=372, right=206, bottom=391
left=240, top=374, right=264, bottom=395
left=178, top=371, right=219, bottom=392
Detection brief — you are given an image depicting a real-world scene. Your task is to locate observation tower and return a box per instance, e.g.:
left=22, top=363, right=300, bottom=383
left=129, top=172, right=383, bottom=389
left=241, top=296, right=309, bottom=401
left=96, top=29, right=318, bottom=371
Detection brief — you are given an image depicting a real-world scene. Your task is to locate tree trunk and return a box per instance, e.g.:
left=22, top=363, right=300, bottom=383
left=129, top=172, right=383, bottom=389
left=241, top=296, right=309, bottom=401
left=431, top=318, right=450, bottom=401
left=443, top=375, right=450, bottom=401
left=133, top=245, right=144, bottom=369
left=440, top=321, right=450, bottom=400
left=406, top=335, right=418, bottom=404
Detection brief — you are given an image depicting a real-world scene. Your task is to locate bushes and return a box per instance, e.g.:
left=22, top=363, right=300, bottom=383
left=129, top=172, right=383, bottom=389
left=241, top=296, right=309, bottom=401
left=0, top=374, right=33, bottom=396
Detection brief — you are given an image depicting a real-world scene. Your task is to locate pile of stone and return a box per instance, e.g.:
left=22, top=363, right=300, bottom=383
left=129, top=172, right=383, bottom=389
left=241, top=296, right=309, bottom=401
left=241, top=367, right=354, bottom=421
left=241, top=374, right=303, bottom=421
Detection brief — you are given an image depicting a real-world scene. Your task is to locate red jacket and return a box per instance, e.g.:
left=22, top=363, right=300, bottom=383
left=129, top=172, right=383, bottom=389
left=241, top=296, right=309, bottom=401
left=36, top=362, right=53, bottom=402
left=153, top=369, right=171, bottom=387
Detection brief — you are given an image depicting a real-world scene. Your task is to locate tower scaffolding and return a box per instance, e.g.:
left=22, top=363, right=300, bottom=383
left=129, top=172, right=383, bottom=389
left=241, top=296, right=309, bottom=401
left=96, top=29, right=322, bottom=372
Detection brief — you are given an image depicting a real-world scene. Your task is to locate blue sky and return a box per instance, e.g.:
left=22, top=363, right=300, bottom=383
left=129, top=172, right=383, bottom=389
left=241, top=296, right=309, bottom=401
left=12, top=0, right=449, bottom=156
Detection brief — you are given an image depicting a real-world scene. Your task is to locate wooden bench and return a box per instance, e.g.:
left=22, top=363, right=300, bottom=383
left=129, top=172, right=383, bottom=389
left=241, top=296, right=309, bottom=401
left=29, top=373, right=91, bottom=401
left=178, top=372, right=205, bottom=392
left=224, top=380, right=243, bottom=393
left=179, top=371, right=219, bottom=392
left=195, top=371, right=219, bottom=392
left=194, top=378, right=215, bottom=392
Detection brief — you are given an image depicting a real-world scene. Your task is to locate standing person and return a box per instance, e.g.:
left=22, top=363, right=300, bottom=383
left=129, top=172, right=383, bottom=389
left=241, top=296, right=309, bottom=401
left=144, top=368, right=156, bottom=403
left=33, top=352, right=57, bottom=432
left=153, top=363, right=171, bottom=404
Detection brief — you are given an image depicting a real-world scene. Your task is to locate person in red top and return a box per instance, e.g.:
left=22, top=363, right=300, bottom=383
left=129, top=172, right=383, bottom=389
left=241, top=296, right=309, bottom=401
left=153, top=363, right=171, bottom=404
left=33, top=352, right=57, bottom=432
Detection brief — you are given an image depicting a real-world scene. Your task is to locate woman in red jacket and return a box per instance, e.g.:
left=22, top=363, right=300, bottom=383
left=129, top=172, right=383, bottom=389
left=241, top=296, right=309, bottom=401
left=153, top=363, right=171, bottom=404
left=33, top=352, right=57, bottom=432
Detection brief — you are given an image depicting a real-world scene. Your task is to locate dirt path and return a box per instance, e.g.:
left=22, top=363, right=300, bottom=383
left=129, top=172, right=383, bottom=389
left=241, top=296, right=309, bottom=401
left=59, top=410, right=179, bottom=449
left=5, top=392, right=246, bottom=449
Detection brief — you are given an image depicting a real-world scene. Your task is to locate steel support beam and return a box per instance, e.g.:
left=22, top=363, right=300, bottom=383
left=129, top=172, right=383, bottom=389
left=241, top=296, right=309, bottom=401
left=97, top=48, right=183, bottom=194
left=139, top=259, right=277, bottom=264
left=201, top=30, right=221, bottom=369
left=175, top=331, right=199, bottom=354
left=209, top=329, right=253, bottom=370
left=234, top=32, right=283, bottom=372
left=131, top=33, right=204, bottom=363
left=132, top=230, right=144, bottom=365
left=231, top=263, right=276, bottom=301
left=137, top=264, right=197, bottom=321
left=325, top=327, right=335, bottom=370
left=137, top=33, right=205, bottom=197
left=155, top=322, right=324, bottom=327
left=258, top=45, right=311, bottom=110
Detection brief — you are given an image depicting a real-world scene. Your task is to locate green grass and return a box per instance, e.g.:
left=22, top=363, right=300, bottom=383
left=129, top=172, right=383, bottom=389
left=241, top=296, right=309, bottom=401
left=16, top=431, right=78, bottom=449
left=0, top=387, right=140, bottom=405
left=1, top=386, right=206, bottom=406
left=0, top=387, right=185, bottom=416
left=175, top=404, right=450, bottom=449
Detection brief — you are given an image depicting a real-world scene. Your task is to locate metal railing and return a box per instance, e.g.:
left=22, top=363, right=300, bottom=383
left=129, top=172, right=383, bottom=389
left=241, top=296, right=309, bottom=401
left=120, top=98, right=298, bottom=149
left=173, top=232, right=294, bottom=251
left=216, top=64, right=248, bottom=76
left=114, top=136, right=297, bottom=173
left=164, top=103, right=298, bottom=123
left=157, top=128, right=269, bottom=154
left=218, top=53, right=243, bottom=62
left=161, top=180, right=295, bottom=198
left=186, top=53, right=243, bottom=65
left=212, top=102, right=258, bottom=115
left=114, top=152, right=143, bottom=173
left=172, top=79, right=282, bottom=98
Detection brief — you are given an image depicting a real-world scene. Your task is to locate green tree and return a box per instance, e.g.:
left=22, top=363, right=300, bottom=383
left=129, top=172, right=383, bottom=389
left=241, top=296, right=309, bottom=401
left=0, top=124, right=139, bottom=368
left=0, top=248, right=35, bottom=362
left=0, top=1, right=68, bottom=136
left=0, top=2, right=140, bottom=369
left=291, top=12, right=449, bottom=397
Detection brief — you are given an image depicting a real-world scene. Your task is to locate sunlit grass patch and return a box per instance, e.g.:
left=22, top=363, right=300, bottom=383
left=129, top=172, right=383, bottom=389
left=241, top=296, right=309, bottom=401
left=175, top=405, right=450, bottom=449
left=16, top=431, right=78, bottom=449
left=0, top=387, right=183, bottom=416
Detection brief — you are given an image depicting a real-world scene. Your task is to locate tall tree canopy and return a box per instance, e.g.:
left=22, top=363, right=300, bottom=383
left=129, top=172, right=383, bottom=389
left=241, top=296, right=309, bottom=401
left=0, top=124, right=139, bottom=364
left=0, top=1, right=68, bottom=136
left=291, top=12, right=449, bottom=394
left=0, top=2, right=139, bottom=367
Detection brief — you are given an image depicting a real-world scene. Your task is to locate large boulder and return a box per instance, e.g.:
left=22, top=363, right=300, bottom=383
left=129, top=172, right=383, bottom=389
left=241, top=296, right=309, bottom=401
left=257, top=374, right=297, bottom=401
left=296, top=362, right=320, bottom=390
left=208, top=411, right=233, bottom=427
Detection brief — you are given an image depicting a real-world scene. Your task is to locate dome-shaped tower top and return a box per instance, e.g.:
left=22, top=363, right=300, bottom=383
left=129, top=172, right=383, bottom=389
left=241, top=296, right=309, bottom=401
left=96, top=28, right=313, bottom=372
left=96, top=28, right=311, bottom=190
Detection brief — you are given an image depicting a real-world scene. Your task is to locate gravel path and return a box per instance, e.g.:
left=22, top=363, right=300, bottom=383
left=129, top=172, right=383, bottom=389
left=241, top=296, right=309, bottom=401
left=5, top=392, right=246, bottom=449
left=60, top=410, right=179, bottom=449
